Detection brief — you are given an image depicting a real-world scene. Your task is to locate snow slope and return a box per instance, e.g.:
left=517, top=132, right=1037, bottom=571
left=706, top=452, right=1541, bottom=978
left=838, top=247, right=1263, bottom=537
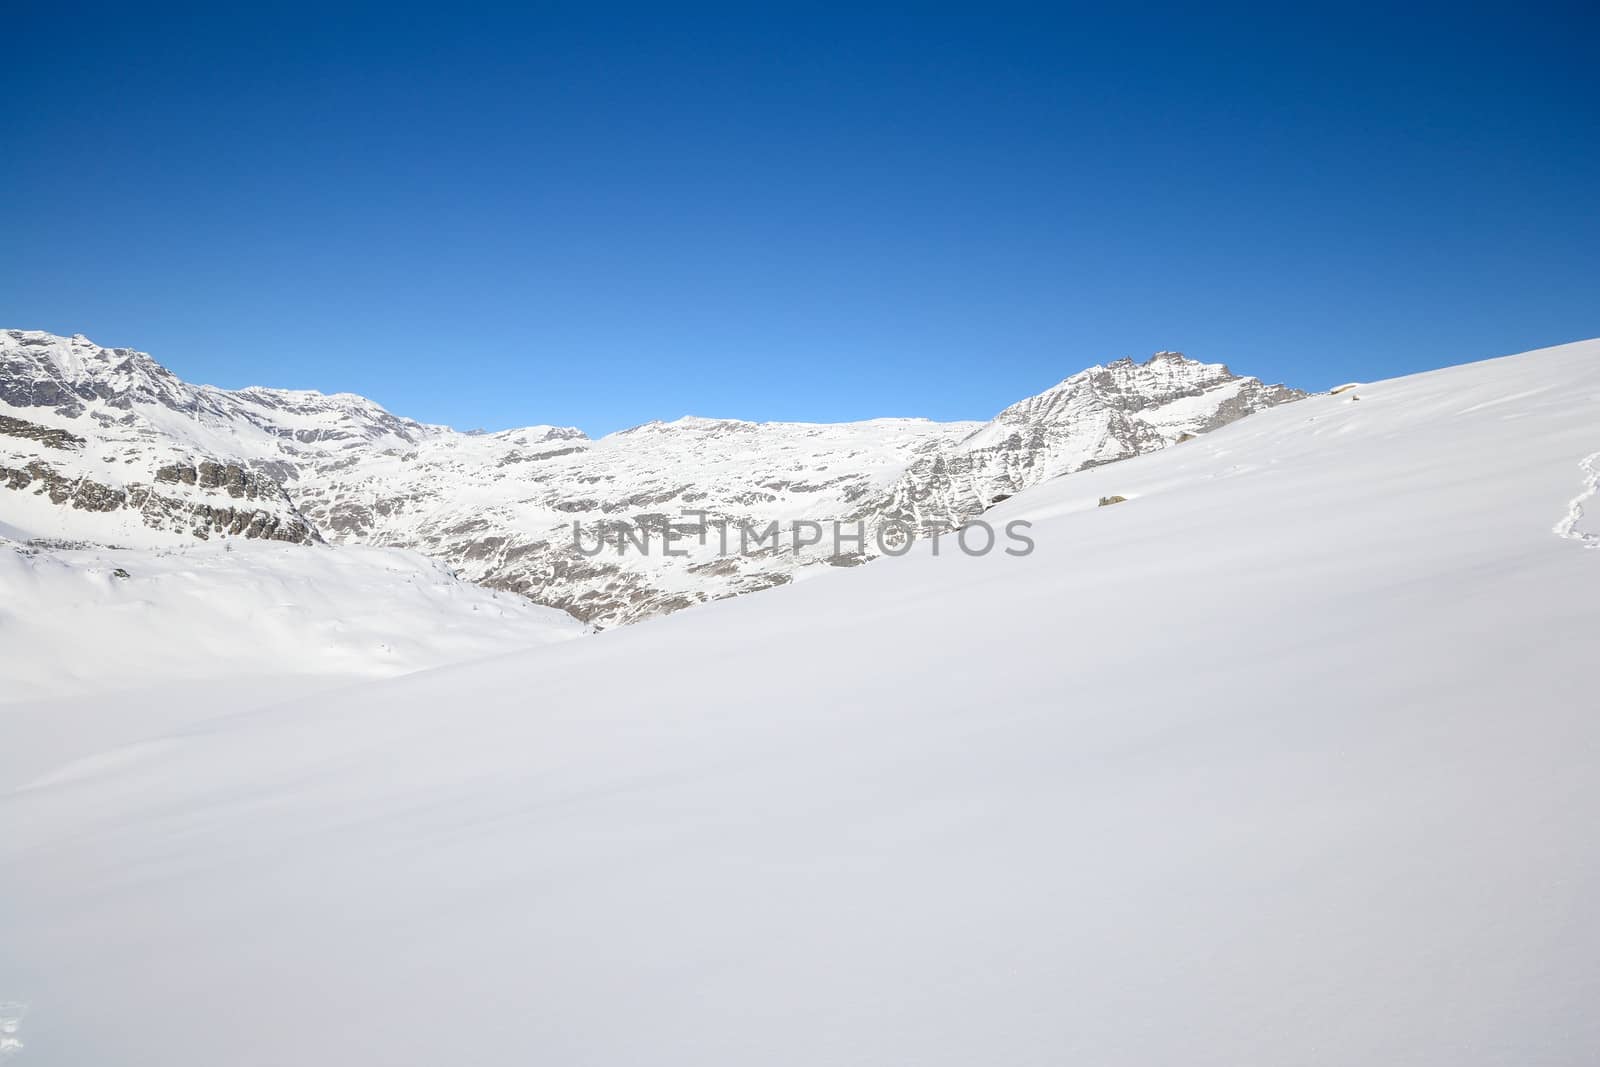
left=2, top=340, right=1597, bottom=1064
left=0, top=537, right=584, bottom=704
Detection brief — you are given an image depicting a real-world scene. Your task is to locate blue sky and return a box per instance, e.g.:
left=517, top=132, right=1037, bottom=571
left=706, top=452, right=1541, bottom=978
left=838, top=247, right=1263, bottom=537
left=3, top=5, right=1595, bottom=435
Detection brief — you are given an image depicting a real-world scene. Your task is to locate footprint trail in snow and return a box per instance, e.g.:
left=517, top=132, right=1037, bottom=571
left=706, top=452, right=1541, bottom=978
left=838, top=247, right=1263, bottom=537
left=1554, top=451, right=1600, bottom=548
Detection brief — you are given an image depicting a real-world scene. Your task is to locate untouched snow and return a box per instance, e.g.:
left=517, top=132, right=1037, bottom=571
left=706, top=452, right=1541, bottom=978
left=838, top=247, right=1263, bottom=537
left=0, top=538, right=584, bottom=704
left=3, top=340, right=1599, bottom=1064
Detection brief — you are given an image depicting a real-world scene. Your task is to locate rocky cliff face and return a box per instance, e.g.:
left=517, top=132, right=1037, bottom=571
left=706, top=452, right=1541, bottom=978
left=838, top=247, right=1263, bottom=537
left=0, top=330, right=1305, bottom=623
left=866, top=351, right=1305, bottom=533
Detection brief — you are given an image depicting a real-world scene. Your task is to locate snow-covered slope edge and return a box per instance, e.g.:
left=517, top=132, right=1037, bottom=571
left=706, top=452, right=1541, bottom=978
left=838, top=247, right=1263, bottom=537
left=2, top=339, right=1595, bottom=1063
left=1, top=330, right=1304, bottom=625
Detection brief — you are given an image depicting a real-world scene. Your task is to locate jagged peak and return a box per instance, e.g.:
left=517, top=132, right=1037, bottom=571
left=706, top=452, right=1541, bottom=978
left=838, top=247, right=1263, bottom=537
left=0, top=331, right=185, bottom=407
left=1032, top=351, right=1226, bottom=391
left=669, top=415, right=756, bottom=431
left=489, top=424, right=590, bottom=444
left=610, top=415, right=758, bottom=437
left=231, top=383, right=404, bottom=413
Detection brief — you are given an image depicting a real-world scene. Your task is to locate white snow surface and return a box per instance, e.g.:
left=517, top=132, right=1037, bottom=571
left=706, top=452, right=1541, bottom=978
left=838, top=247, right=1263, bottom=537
left=3, top=339, right=1599, bottom=1064
left=0, top=538, right=584, bottom=704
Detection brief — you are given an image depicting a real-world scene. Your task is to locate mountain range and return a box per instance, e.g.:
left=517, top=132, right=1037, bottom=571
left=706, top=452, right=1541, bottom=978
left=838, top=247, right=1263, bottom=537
left=0, top=329, right=1303, bottom=624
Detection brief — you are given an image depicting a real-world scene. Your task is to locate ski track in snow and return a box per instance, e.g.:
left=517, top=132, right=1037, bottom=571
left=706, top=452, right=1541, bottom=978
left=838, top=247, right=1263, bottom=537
left=1554, top=450, right=1600, bottom=548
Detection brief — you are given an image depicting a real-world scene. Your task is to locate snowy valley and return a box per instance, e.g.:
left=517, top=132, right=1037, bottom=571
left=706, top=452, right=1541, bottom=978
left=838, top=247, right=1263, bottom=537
left=2, top=338, right=1597, bottom=1064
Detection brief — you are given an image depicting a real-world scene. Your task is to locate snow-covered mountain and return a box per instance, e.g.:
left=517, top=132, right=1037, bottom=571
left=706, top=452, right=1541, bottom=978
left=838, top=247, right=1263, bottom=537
left=4, top=339, right=1596, bottom=1064
left=0, top=330, right=1302, bottom=624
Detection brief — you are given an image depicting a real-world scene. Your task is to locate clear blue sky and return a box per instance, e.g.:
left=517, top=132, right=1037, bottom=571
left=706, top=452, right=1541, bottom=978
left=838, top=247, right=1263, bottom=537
left=3, top=5, right=1595, bottom=435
